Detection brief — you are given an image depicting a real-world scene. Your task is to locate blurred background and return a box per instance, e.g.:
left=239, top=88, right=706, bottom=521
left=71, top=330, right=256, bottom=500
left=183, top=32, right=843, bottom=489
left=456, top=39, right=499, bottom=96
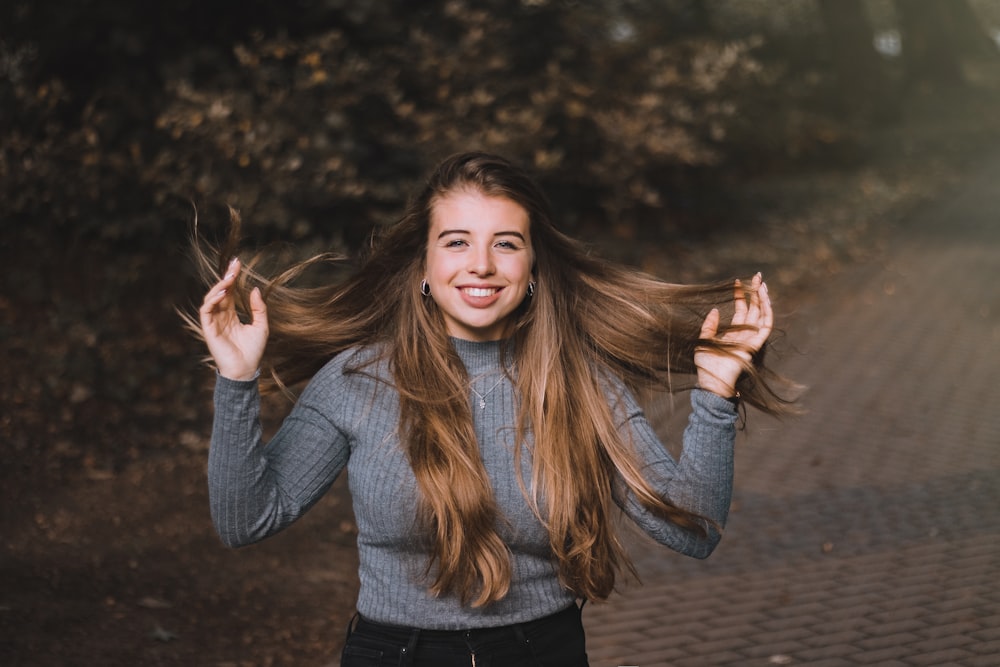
left=2, top=1, right=999, bottom=664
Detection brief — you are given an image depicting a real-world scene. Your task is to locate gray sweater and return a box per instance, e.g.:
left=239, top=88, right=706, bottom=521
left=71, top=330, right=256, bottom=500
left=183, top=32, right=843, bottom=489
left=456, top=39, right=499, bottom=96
left=209, top=338, right=737, bottom=630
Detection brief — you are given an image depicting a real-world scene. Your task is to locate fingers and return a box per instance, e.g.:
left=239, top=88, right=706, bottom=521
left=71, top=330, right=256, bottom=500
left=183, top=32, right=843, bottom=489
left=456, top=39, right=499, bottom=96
left=745, top=272, right=763, bottom=323
left=742, top=274, right=772, bottom=350
left=700, top=307, right=720, bottom=340
left=758, top=280, right=772, bottom=326
left=203, top=257, right=239, bottom=301
left=731, top=272, right=766, bottom=320
left=731, top=278, right=747, bottom=325
left=199, top=257, right=241, bottom=326
left=721, top=272, right=774, bottom=348
left=219, top=256, right=240, bottom=291
left=248, top=286, right=269, bottom=330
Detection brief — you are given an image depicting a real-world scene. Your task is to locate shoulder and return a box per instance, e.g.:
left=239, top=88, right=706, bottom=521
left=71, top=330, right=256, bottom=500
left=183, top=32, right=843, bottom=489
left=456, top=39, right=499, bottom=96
left=592, top=364, right=643, bottom=422
left=303, top=344, right=392, bottom=396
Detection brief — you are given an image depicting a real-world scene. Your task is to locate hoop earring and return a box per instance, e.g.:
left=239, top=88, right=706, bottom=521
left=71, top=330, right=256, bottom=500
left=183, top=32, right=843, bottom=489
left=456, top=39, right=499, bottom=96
left=420, top=279, right=431, bottom=296
left=527, top=281, right=535, bottom=298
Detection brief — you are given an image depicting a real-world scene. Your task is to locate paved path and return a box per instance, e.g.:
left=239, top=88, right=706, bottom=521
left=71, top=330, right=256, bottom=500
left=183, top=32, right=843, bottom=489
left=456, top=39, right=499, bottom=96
left=582, top=152, right=1000, bottom=667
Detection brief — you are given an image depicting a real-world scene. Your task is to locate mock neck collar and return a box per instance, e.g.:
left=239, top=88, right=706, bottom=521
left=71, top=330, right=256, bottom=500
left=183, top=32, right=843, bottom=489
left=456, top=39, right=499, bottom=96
left=449, top=337, right=510, bottom=374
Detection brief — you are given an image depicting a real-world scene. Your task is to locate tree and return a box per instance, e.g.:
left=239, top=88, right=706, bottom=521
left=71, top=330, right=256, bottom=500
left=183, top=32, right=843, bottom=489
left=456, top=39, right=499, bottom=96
left=895, top=0, right=999, bottom=89
left=817, top=0, right=899, bottom=123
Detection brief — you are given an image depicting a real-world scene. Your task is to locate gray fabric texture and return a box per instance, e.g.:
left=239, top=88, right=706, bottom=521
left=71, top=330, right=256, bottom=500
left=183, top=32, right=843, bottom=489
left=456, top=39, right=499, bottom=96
left=208, top=338, right=737, bottom=630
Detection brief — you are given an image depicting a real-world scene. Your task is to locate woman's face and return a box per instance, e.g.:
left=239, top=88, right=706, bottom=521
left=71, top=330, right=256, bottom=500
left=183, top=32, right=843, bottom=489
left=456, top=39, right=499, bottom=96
left=425, top=189, right=534, bottom=341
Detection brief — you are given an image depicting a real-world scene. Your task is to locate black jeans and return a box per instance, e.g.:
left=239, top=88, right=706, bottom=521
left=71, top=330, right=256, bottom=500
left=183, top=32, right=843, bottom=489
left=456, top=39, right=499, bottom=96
left=340, top=603, right=589, bottom=667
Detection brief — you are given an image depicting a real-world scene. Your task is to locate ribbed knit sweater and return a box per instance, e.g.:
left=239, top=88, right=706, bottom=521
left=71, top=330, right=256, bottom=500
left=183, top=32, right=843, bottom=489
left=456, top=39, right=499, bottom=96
left=208, top=338, right=737, bottom=630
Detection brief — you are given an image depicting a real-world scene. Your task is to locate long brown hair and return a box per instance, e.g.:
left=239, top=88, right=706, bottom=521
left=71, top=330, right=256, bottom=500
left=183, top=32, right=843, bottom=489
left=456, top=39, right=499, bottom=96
left=187, top=152, right=797, bottom=606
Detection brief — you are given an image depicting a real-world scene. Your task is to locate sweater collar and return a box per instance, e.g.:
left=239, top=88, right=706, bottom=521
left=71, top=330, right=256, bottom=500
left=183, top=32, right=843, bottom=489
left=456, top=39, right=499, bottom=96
left=449, top=337, right=510, bottom=374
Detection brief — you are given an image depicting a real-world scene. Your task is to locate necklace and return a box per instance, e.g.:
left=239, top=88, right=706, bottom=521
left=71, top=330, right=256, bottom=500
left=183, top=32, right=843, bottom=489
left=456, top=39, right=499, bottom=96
left=470, top=374, right=506, bottom=410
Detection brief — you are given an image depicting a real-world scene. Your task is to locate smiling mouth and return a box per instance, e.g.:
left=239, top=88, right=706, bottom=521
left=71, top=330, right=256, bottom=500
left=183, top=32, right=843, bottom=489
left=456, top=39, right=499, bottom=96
left=461, top=287, right=500, bottom=297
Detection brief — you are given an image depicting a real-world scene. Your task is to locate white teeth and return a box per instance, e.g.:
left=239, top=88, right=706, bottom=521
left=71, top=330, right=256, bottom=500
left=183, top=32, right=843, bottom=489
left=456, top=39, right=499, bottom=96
left=463, top=287, right=498, bottom=297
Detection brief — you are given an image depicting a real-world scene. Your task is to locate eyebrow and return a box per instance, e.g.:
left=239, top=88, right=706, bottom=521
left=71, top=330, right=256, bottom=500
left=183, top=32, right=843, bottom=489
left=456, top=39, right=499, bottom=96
left=436, top=229, right=527, bottom=242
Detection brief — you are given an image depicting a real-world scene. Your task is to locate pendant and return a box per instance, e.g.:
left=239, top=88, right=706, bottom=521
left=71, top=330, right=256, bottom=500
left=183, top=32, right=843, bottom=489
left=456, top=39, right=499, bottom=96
left=479, top=398, right=486, bottom=410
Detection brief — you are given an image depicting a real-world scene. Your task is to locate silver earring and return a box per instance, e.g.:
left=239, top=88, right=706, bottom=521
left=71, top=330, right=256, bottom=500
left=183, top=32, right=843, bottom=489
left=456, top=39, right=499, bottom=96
left=420, top=279, right=431, bottom=296
left=527, top=281, right=535, bottom=298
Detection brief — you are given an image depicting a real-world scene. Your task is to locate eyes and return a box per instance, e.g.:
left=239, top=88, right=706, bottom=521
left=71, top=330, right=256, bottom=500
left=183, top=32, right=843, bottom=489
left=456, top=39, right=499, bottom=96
left=442, top=237, right=524, bottom=251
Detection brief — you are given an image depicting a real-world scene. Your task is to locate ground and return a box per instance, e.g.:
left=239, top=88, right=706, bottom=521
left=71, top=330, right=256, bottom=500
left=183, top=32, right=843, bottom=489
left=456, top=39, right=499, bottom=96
left=1, top=92, right=998, bottom=666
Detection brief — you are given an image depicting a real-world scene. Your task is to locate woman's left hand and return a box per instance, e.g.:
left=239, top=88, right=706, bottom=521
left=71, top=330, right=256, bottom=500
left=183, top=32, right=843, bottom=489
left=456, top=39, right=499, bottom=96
left=694, top=272, right=773, bottom=399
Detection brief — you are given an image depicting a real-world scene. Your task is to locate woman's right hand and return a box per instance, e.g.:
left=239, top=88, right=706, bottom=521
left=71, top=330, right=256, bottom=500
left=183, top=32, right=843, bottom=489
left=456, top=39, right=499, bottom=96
left=199, top=257, right=269, bottom=381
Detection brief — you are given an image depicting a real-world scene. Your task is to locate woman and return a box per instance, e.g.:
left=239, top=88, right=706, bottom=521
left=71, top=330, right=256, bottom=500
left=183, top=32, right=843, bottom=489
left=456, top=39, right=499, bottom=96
left=194, top=152, right=792, bottom=666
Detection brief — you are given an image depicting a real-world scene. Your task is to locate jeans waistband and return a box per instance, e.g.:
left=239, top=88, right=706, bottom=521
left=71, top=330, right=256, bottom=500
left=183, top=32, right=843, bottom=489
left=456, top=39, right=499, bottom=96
left=350, top=602, right=581, bottom=649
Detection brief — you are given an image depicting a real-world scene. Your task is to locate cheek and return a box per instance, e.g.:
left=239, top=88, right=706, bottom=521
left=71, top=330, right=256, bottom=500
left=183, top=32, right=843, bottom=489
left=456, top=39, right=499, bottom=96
left=511, top=256, right=533, bottom=282
left=424, top=249, right=440, bottom=276
left=426, top=252, right=456, bottom=283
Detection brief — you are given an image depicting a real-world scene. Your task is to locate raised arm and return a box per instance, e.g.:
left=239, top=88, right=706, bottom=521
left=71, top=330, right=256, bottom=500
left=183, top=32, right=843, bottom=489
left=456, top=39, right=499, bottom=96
left=618, top=274, right=773, bottom=557
left=200, top=258, right=349, bottom=547
left=208, top=369, right=350, bottom=548
left=616, top=388, right=737, bottom=559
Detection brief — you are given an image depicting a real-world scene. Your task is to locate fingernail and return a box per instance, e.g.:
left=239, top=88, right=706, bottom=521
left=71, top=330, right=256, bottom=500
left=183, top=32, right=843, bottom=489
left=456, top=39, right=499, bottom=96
left=218, top=288, right=227, bottom=296
left=228, top=257, right=238, bottom=268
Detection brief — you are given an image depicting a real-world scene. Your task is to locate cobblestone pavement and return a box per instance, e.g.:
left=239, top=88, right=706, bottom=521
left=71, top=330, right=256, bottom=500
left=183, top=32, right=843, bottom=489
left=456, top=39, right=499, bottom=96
left=582, top=154, right=1000, bottom=667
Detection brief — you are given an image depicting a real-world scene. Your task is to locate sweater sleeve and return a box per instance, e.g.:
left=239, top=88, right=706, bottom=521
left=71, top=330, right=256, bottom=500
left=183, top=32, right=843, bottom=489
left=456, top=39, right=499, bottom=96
left=207, top=364, right=351, bottom=547
left=616, top=388, right=737, bottom=559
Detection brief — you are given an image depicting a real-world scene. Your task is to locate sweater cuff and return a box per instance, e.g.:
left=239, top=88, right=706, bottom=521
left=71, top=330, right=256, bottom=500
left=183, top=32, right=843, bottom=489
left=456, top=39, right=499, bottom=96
left=691, top=387, right=740, bottom=422
left=213, top=370, right=261, bottom=403
left=215, top=369, right=260, bottom=384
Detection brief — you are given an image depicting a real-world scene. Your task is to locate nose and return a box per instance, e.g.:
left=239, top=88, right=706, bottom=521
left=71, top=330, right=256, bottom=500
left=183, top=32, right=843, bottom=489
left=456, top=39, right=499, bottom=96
left=468, top=244, right=495, bottom=276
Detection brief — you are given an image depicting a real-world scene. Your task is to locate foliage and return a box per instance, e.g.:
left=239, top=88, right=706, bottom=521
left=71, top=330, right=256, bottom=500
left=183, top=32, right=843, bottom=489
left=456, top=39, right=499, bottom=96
left=7, top=0, right=995, bottom=250
left=2, top=0, right=790, bottom=248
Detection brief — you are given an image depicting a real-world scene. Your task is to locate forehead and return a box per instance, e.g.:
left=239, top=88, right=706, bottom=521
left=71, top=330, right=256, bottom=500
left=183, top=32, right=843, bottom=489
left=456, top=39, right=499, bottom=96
left=429, top=190, right=530, bottom=232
